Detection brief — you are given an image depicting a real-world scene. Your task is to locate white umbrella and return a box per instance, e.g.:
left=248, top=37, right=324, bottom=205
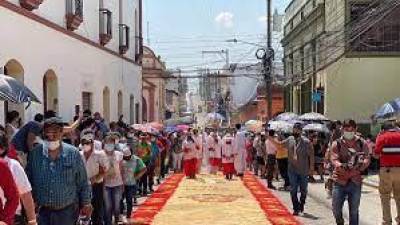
left=275, top=112, right=299, bottom=121
left=268, top=120, right=293, bottom=133
left=299, top=112, right=329, bottom=121
left=303, top=123, right=330, bottom=133
left=245, top=120, right=263, bottom=133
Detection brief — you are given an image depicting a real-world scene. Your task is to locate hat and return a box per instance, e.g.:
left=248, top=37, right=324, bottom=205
left=80, top=129, right=95, bottom=141
left=122, top=148, right=132, bottom=157
left=44, top=117, right=64, bottom=127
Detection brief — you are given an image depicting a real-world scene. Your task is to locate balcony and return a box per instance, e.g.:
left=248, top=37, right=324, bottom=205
left=19, top=0, right=44, bottom=11
left=119, top=24, right=130, bottom=54
left=99, top=8, right=112, bottom=46
left=66, top=0, right=83, bottom=31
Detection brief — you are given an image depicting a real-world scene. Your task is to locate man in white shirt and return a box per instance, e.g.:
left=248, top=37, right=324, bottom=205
left=233, top=124, right=247, bottom=177
left=0, top=141, right=36, bottom=225
left=80, top=132, right=109, bottom=225
left=193, top=129, right=203, bottom=174
left=265, top=130, right=278, bottom=189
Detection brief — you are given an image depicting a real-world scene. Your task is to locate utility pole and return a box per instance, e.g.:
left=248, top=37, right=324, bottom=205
left=266, top=0, right=273, bottom=121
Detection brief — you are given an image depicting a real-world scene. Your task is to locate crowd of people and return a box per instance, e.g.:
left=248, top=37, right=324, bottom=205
left=1, top=108, right=400, bottom=225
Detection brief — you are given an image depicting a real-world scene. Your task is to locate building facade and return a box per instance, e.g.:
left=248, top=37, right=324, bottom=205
left=142, top=46, right=167, bottom=123
left=282, top=0, right=400, bottom=125
left=0, top=0, right=143, bottom=124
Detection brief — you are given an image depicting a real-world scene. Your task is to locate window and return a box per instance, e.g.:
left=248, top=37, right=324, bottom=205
left=119, top=24, right=130, bottom=54
left=135, top=103, right=140, bottom=123
left=66, top=0, right=83, bottom=31
left=99, top=8, right=112, bottom=45
left=82, top=92, right=92, bottom=111
left=349, top=3, right=400, bottom=53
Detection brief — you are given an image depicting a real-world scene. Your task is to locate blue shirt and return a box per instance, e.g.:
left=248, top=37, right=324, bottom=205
left=11, top=121, right=42, bottom=153
left=26, top=142, right=91, bottom=209
left=150, top=142, right=159, bottom=165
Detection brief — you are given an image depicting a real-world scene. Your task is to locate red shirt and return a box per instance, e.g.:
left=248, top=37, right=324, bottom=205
left=0, top=158, right=19, bottom=225
left=375, top=130, right=400, bottom=167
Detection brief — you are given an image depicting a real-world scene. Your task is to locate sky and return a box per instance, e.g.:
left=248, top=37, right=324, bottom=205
left=144, top=0, right=292, bottom=72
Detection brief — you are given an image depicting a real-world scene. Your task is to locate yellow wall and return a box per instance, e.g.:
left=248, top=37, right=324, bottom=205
left=324, top=57, right=400, bottom=123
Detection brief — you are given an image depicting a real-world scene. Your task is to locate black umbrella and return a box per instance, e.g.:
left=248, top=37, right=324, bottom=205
left=0, top=74, right=41, bottom=105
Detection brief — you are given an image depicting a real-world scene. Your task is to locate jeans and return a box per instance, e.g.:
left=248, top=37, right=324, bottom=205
left=277, top=158, right=290, bottom=187
left=332, top=182, right=362, bottom=225
left=38, top=203, right=79, bottom=225
left=266, top=155, right=276, bottom=185
left=104, top=186, right=123, bottom=225
left=120, top=185, right=137, bottom=217
left=91, top=182, right=105, bottom=225
left=288, top=169, right=308, bottom=212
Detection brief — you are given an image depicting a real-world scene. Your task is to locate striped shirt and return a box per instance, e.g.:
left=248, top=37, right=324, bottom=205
left=26, top=142, right=91, bottom=209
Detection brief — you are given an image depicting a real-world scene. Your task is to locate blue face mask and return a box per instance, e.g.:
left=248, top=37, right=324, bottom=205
left=104, top=144, right=115, bottom=152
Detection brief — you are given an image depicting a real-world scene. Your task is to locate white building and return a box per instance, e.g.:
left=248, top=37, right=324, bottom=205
left=0, top=0, right=143, bottom=124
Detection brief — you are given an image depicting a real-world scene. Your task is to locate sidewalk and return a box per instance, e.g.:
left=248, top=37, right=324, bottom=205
left=363, top=174, right=379, bottom=188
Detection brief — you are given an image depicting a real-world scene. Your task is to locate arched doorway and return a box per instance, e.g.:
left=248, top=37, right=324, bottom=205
left=117, top=91, right=123, bottom=117
left=103, top=87, right=110, bottom=123
left=129, top=95, right=134, bottom=124
left=4, top=59, right=25, bottom=122
left=142, top=97, right=147, bottom=123
left=43, top=70, right=58, bottom=113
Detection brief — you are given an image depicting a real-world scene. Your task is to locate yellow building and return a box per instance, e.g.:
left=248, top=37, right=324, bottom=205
left=283, top=0, right=400, bottom=127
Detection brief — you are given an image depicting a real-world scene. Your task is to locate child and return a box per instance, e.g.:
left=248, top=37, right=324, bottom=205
left=222, top=133, right=236, bottom=180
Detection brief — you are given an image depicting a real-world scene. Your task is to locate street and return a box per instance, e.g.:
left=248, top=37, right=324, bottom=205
left=259, top=177, right=398, bottom=225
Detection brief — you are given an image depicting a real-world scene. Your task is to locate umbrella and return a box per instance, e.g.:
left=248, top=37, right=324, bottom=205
left=148, top=122, right=163, bottom=131
left=274, top=112, right=299, bottom=121
left=303, top=123, right=330, bottom=133
left=374, top=98, right=400, bottom=119
left=299, top=112, right=329, bottom=121
left=131, top=124, right=143, bottom=130
left=176, top=124, right=190, bottom=132
left=245, top=120, right=263, bottom=133
left=0, top=74, right=40, bottom=104
left=207, top=112, right=225, bottom=121
left=268, top=121, right=293, bottom=133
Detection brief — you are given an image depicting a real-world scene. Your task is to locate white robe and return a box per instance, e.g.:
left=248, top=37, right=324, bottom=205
left=221, top=136, right=235, bottom=164
left=233, top=131, right=247, bottom=174
left=206, top=136, right=221, bottom=159
left=194, top=135, right=203, bottom=159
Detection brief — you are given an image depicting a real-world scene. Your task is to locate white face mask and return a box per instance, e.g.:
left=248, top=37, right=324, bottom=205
left=45, top=141, right=60, bottom=151
left=343, top=131, right=355, bottom=140
left=104, top=144, right=115, bottom=152
left=82, top=144, right=92, bottom=152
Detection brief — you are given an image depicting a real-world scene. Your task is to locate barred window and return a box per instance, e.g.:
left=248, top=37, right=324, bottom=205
left=350, top=3, right=400, bottom=52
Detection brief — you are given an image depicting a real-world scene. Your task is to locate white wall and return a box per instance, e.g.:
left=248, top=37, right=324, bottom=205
left=0, top=5, right=142, bottom=123
left=6, top=0, right=138, bottom=61
left=324, top=57, right=400, bottom=123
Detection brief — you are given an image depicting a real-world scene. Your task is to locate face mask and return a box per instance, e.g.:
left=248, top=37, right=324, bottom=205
left=343, top=131, right=355, bottom=140
left=45, top=141, right=60, bottom=151
left=123, top=156, right=131, bottom=161
left=104, top=144, right=115, bottom=152
left=82, top=144, right=92, bottom=152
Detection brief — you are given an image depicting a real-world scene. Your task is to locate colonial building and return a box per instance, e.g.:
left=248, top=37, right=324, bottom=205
left=142, top=46, right=167, bottom=123
left=282, top=0, right=400, bottom=125
left=0, top=0, right=143, bottom=124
